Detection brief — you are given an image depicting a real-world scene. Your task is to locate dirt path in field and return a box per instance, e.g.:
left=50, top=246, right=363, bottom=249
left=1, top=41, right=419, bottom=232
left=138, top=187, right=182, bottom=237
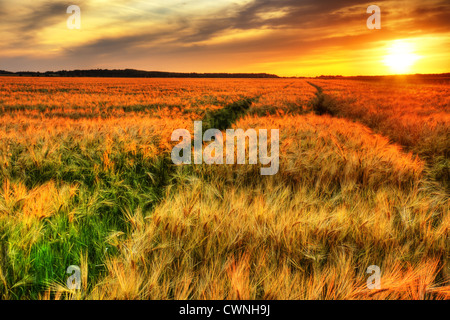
left=306, top=81, right=449, bottom=191
left=201, top=97, right=255, bottom=132
left=306, top=82, right=336, bottom=116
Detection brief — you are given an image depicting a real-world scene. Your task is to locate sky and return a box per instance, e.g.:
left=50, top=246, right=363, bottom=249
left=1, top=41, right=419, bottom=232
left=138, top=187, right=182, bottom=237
left=0, top=0, right=449, bottom=76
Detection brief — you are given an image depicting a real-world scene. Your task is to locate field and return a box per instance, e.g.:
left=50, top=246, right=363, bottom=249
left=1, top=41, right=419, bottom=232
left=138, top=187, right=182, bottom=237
left=0, top=76, right=448, bottom=300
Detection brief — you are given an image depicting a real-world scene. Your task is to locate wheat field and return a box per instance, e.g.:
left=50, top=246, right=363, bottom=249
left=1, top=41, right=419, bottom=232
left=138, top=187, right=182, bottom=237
left=0, top=76, right=448, bottom=300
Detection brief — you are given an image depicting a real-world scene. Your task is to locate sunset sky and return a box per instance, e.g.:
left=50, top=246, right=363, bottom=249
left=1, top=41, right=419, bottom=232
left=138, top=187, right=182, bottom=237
left=0, top=0, right=449, bottom=76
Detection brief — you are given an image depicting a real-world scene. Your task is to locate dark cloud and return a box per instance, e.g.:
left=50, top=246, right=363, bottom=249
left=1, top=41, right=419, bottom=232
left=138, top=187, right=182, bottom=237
left=1, top=1, right=87, bottom=45
left=153, top=0, right=392, bottom=45
left=19, top=2, right=69, bottom=33
left=410, top=2, right=450, bottom=33
left=61, top=0, right=392, bottom=59
left=227, top=0, right=381, bottom=29
left=0, top=0, right=5, bottom=14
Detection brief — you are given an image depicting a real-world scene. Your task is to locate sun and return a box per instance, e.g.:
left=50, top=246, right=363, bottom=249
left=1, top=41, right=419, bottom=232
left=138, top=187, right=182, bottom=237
left=383, top=40, right=420, bottom=74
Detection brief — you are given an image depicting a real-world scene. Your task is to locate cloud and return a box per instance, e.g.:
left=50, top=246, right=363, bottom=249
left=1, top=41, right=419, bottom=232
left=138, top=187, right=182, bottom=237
left=0, top=0, right=449, bottom=75
left=59, top=0, right=390, bottom=59
left=19, top=2, right=69, bottom=32
left=0, top=0, right=88, bottom=47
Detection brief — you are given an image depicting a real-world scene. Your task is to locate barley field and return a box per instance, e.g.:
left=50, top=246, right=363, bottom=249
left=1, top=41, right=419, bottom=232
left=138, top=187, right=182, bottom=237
left=0, top=76, right=448, bottom=300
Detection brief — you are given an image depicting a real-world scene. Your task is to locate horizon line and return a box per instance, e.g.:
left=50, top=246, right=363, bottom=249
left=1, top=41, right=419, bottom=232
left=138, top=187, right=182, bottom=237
left=1, top=68, right=450, bottom=79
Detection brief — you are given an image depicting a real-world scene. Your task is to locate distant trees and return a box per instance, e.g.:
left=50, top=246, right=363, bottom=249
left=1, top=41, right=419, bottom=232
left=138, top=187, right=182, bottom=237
left=0, top=69, right=280, bottom=78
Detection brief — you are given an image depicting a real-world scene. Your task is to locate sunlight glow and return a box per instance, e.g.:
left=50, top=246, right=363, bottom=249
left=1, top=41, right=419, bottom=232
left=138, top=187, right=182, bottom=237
left=383, top=40, right=421, bottom=74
